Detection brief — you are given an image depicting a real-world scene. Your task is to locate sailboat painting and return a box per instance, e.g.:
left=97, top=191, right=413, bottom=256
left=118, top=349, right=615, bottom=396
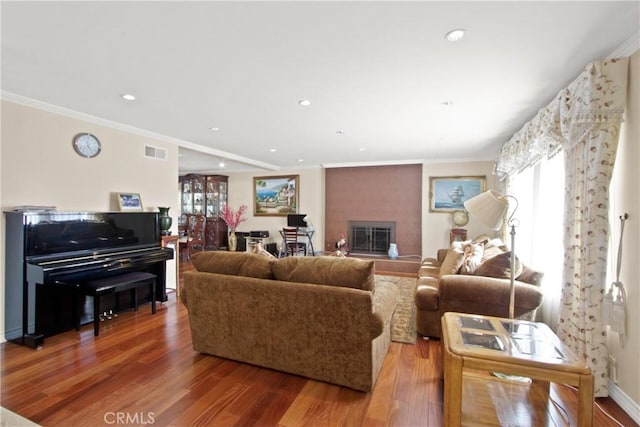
left=429, top=176, right=486, bottom=212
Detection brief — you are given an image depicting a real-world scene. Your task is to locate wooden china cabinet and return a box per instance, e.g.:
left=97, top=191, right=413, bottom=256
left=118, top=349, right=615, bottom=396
left=178, top=174, right=229, bottom=250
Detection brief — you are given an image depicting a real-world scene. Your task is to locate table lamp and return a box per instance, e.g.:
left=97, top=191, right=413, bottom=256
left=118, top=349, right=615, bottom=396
left=464, top=190, right=519, bottom=319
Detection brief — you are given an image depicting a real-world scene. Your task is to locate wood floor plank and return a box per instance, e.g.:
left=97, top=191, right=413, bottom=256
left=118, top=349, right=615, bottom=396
left=0, top=261, right=636, bottom=427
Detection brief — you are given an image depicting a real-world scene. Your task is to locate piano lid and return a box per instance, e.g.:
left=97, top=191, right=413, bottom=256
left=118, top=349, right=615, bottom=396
left=17, top=211, right=162, bottom=257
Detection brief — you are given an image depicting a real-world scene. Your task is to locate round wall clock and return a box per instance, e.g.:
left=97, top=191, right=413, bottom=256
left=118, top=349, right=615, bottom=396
left=72, top=133, right=101, bottom=158
left=452, top=210, right=469, bottom=228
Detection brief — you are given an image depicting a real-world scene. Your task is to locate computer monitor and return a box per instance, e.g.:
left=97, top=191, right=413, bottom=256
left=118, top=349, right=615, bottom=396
left=287, top=214, right=307, bottom=228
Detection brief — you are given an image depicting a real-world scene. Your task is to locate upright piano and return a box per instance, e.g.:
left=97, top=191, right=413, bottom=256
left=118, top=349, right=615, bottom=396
left=4, top=211, right=174, bottom=348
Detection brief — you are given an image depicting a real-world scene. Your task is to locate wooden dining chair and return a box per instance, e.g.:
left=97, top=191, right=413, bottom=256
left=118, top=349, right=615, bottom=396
left=181, top=215, right=206, bottom=261
left=281, top=227, right=307, bottom=257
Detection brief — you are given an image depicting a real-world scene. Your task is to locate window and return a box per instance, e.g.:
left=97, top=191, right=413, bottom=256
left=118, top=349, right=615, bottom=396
left=509, top=153, right=564, bottom=329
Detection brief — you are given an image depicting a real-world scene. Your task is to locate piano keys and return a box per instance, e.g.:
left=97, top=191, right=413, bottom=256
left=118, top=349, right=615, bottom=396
left=4, top=211, right=174, bottom=348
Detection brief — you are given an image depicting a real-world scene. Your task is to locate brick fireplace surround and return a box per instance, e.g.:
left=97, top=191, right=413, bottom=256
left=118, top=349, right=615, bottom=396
left=325, top=164, right=422, bottom=271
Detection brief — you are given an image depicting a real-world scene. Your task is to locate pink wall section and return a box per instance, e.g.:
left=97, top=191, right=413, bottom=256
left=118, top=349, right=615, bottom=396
left=324, top=164, right=422, bottom=257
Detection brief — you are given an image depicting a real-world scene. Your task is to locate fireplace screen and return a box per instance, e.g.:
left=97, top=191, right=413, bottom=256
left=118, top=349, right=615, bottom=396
left=348, top=221, right=396, bottom=255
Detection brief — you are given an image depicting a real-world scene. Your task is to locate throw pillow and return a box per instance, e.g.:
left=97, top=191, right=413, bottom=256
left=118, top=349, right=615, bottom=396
left=248, top=242, right=277, bottom=260
left=474, top=251, right=523, bottom=279
left=191, top=251, right=274, bottom=279
left=471, top=234, right=491, bottom=245
left=271, top=256, right=375, bottom=291
left=452, top=242, right=484, bottom=274
left=438, top=248, right=465, bottom=277
left=481, top=241, right=506, bottom=263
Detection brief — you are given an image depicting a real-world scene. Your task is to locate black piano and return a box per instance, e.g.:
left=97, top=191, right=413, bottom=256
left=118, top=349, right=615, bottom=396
left=4, top=211, right=174, bottom=348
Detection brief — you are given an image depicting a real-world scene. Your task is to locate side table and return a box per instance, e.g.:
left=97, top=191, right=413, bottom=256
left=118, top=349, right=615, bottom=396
left=441, top=312, right=594, bottom=426
left=161, top=235, right=180, bottom=297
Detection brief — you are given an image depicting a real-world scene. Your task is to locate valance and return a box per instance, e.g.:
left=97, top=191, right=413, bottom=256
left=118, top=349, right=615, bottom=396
left=496, top=58, right=628, bottom=180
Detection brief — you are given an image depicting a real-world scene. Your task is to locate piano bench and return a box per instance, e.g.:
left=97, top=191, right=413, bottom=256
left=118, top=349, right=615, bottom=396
left=77, top=272, right=157, bottom=336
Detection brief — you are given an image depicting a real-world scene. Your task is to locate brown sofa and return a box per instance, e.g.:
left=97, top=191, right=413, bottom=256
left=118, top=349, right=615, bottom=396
left=415, top=246, right=544, bottom=338
left=181, top=251, right=399, bottom=392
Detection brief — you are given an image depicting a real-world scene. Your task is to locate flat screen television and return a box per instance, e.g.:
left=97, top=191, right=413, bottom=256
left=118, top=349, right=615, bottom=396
left=287, top=214, right=307, bottom=228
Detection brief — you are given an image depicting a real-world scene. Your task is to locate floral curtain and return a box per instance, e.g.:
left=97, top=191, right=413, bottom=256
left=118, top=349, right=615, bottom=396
left=496, top=58, right=629, bottom=396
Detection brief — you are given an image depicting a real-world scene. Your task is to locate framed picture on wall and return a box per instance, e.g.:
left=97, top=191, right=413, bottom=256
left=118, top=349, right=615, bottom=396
left=429, top=176, right=486, bottom=212
left=253, top=175, right=299, bottom=216
left=117, top=192, right=143, bottom=211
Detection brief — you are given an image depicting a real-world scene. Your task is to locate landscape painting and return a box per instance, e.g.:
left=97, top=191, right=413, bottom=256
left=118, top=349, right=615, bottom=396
left=429, top=176, right=486, bottom=212
left=253, top=175, right=299, bottom=216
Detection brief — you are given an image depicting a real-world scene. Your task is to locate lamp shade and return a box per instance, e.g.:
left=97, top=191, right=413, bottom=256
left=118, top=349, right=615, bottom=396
left=463, top=190, right=509, bottom=230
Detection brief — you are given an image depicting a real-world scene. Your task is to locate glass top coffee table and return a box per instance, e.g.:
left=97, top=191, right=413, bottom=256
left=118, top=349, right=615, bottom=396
left=441, top=312, right=594, bottom=426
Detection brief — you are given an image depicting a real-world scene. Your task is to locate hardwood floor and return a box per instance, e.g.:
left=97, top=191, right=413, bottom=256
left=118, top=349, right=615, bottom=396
left=1, top=262, right=636, bottom=427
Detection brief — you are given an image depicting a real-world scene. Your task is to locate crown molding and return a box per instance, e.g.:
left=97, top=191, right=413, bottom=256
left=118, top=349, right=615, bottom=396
left=322, top=159, right=424, bottom=169
left=608, top=30, right=639, bottom=58
left=1, top=91, right=280, bottom=171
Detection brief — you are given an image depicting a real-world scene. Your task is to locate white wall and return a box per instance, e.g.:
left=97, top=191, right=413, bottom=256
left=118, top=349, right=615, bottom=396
left=226, top=162, right=497, bottom=259
left=421, top=160, right=497, bottom=257
left=0, top=101, right=4, bottom=345
left=225, top=168, right=325, bottom=254
left=0, top=100, right=180, bottom=342
left=608, top=51, right=640, bottom=417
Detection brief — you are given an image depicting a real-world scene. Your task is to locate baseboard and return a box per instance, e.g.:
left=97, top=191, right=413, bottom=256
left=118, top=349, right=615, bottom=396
left=609, top=380, right=640, bottom=424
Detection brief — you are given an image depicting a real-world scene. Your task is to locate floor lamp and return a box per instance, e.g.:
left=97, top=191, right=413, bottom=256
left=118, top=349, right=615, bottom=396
left=464, top=190, right=519, bottom=319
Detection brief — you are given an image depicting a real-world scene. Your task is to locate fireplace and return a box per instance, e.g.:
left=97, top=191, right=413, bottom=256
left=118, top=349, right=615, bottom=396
left=348, top=221, right=396, bottom=255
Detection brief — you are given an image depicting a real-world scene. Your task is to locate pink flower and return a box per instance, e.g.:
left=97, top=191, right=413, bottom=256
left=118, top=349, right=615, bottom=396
left=221, top=205, right=248, bottom=230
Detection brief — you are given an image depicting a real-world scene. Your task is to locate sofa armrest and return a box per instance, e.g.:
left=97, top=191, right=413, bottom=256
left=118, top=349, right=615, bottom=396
left=414, top=276, right=439, bottom=311
left=439, top=274, right=544, bottom=315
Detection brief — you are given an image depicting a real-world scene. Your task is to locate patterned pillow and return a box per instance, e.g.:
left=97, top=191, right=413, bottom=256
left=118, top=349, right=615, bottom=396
left=455, top=242, right=484, bottom=274
left=248, top=242, right=277, bottom=260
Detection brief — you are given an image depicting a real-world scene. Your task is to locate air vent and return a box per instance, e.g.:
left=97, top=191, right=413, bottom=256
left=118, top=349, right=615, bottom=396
left=144, top=145, right=167, bottom=160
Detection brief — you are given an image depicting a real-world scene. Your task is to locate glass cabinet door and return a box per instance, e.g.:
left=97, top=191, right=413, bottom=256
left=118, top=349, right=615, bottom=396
left=219, top=181, right=228, bottom=211
left=179, top=174, right=228, bottom=250
left=181, top=179, right=193, bottom=214
left=206, top=179, right=219, bottom=218
left=192, top=176, right=204, bottom=215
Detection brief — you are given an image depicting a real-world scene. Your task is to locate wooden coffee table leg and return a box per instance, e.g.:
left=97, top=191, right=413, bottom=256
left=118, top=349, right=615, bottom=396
left=444, top=347, right=463, bottom=426
left=578, top=373, right=594, bottom=427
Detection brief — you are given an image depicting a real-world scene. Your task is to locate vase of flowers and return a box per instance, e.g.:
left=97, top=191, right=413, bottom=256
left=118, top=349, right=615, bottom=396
left=221, top=204, right=248, bottom=251
left=228, top=230, right=238, bottom=252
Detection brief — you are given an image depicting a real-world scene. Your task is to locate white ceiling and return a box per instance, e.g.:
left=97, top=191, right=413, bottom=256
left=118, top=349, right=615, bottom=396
left=2, top=1, right=638, bottom=174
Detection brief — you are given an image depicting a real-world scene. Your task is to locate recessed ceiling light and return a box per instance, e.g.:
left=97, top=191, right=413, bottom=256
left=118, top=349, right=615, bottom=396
left=298, top=99, right=311, bottom=106
left=358, top=147, right=367, bottom=152
left=269, top=148, right=278, bottom=153
left=298, top=159, right=304, bottom=163
left=209, top=127, right=220, bottom=132
left=121, top=93, right=136, bottom=101
left=219, top=162, right=225, bottom=168
left=444, top=29, right=465, bottom=42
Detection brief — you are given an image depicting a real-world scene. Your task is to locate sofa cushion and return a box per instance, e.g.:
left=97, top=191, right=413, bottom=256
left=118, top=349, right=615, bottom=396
left=474, top=251, right=523, bottom=279
left=191, top=251, right=274, bottom=279
left=271, top=256, right=375, bottom=291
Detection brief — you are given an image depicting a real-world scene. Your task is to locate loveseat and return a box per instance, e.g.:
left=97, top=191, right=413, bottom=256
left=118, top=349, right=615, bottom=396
left=181, top=251, right=399, bottom=392
left=414, top=240, right=545, bottom=338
